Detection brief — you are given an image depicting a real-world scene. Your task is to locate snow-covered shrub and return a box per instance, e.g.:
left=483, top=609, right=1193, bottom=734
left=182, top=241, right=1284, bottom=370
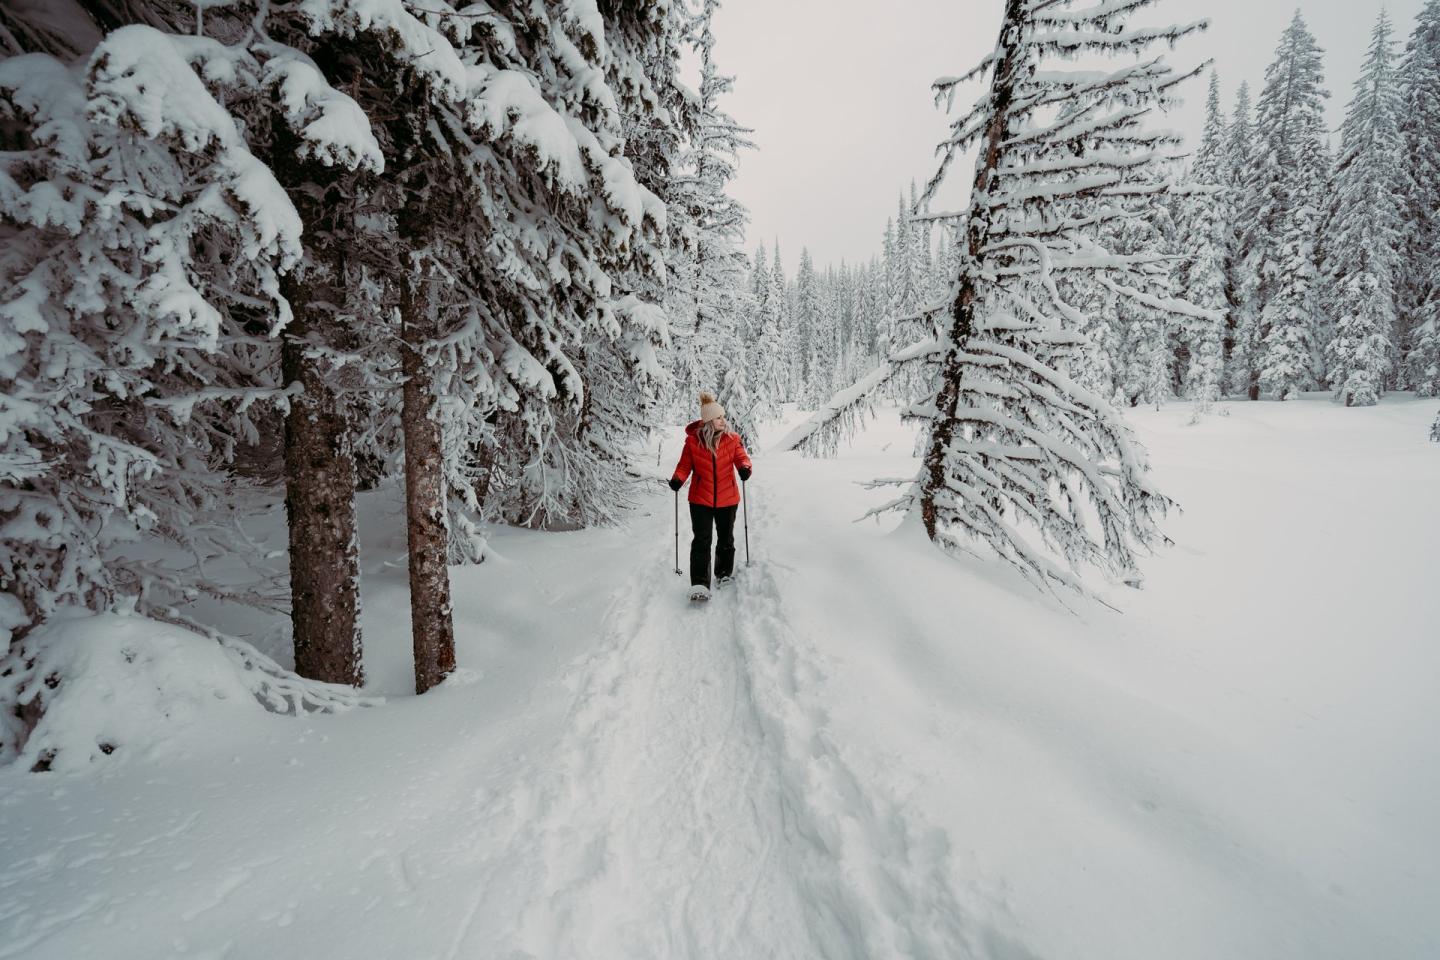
left=1, top=605, right=378, bottom=771
left=0, top=612, right=260, bottom=771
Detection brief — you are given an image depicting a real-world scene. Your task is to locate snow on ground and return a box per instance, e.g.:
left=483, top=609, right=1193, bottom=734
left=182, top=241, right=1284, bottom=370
left=1, top=396, right=1437, bottom=959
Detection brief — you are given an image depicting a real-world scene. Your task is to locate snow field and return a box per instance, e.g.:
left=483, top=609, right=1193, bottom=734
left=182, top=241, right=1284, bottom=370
left=1, top=396, right=1437, bottom=959
left=766, top=397, right=1438, bottom=959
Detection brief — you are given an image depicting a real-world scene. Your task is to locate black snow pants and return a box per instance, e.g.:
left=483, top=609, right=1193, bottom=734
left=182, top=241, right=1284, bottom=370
left=689, top=503, right=738, bottom=588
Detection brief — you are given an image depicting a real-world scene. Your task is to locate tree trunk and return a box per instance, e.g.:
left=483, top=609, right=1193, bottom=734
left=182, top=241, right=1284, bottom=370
left=281, top=271, right=363, bottom=686
left=920, top=0, right=1024, bottom=540
left=400, top=272, right=456, bottom=694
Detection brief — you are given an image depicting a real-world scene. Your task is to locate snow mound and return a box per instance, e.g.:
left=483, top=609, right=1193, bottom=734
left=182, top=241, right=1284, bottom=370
left=1, top=612, right=259, bottom=772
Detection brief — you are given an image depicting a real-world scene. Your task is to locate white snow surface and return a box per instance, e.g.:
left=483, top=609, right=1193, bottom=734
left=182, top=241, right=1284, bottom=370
left=2, top=397, right=1437, bottom=959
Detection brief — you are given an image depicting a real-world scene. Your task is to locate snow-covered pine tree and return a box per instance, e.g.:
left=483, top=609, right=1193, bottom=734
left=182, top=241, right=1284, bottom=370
left=0, top=36, right=302, bottom=639
left=843, top=263, right=869, bottom=381
left=0, top=21, right=399, bottom=764
left=451, top=1, right=678, bottom=536
left=1398, top=0, right=1440, bottom=397
left=817, top=264, right=848, bottom=399
left=889, top=190, right=925, bottom=329
left=1056, top=265, right=1120, bottom=400
left=846, top=258, right=874, bottom=369
left=746, top=241, right=784, bottom=417
left=932, top=230, right=956, bottom=308
left=861, top=256, right=887, bottom=364
left=1224, top=80, right=1257, bottom=396
left=599, top=0, right=696, bottom=435
left=878, top=216, right=898, bottom=355
left=1176, top=71, right=1230, bottom=415
left=750, top=241, right=768, bottom=304
left=911, top=179, right=937, bottom=304
left=673, top=0, right=758, bottom=442
left=769, top=243, right=792, bottom=399
left=256, top=0, right=455, bottom=688
left=793, top=248, right=821, bottom=404
left=889, top=0, right=1205, bottom=592
left=250, top=1, right=678, bottom=681
left=885, top=188, right=931, bottom=403
left=1323, top=9, right=1403, bottom=407
left=1245, top=11, right=1330, bottom=400
left=1113, top=204, right=1180, bottom=410
left=382, top=79, right=477, bottom=695
left=2, top=0, right=683, bottom=729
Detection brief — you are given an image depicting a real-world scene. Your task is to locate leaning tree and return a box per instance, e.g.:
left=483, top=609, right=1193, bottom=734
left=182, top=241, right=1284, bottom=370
left=785, top=0, right=1215, bottom=594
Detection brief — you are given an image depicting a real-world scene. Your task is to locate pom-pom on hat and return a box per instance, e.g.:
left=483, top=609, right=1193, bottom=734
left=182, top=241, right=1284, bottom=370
left=699, top=391, right=725, bottom=423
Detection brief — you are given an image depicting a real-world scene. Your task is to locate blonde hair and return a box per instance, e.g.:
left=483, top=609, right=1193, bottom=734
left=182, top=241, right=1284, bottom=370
left=698, top=391, right=725, bottom=452
left=699, top=421, right=725, bottom=452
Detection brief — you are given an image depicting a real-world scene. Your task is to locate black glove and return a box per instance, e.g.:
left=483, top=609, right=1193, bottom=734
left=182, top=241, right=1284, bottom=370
left=738, top=467, right=751, bottom=482
left=668, top=477, right=683, bottom=492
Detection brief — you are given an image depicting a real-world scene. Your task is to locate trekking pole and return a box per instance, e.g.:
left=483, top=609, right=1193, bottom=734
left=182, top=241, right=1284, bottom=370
left=742, top=478, right=750, bottom=567
left=673, top=488, right=682, bottom=575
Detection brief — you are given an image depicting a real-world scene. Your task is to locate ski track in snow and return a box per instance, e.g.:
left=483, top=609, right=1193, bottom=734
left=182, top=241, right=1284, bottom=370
left=450, top=491, right=993, bottom=960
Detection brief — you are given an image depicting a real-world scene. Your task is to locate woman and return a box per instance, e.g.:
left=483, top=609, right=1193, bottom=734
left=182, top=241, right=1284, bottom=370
left=669, top=392, right=752, bottom=600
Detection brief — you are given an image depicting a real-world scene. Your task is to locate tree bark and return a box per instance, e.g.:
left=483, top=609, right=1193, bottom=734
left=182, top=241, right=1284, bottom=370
left=920, top=0, right=1024, bottom=540
left=400, top=272, right=456, bottom=694
left=280, top=271, right=363, bottom=686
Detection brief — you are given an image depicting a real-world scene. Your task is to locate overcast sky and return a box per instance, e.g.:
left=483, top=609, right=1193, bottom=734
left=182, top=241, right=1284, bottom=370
left=703, top=0, right=1426, bottom=271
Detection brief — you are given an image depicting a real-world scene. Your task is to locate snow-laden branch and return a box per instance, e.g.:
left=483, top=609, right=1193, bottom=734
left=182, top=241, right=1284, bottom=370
left=774, top=337, right=942, bottom=456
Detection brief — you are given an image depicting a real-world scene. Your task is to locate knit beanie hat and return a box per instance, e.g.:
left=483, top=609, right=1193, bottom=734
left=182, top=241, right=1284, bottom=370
left=699, top=391, right=725, bottom=423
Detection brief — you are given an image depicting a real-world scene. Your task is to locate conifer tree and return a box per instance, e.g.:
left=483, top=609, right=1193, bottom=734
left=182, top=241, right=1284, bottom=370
left=1245, top=11, right=1330, bottom=400
left=746, top=242, right=784, bottom=416
left=1398, top=1, right=1440, bottom=396
left=2, top=1, right=684, bottom=702
left=911, top=180, right=936, bottom=303
left=460, top=2, right=680, bottom=538
left=787, top=0, right=1205, bottom=592
left=886, top=189, right=929, bottom=401
left=1113, top=208, right=1180, bottom=409
left=908, top=0, right=1207, bottom=590
left=769, top=244, right=792, bottom=399
left=0, top=38, right=302, bottom=637
left=1324, top=10, right=1403, bottom=407
left=1225, top=80, right=1257, bottom=395
left=1177, top=71, right=1231, bottom=414
left=671, top=0, right=757, bottom=439
left=889, top=191, right=924, bottom=326
left=793, top=249, right=821, bottom=403
left=751, top=242, right=770, bottom=302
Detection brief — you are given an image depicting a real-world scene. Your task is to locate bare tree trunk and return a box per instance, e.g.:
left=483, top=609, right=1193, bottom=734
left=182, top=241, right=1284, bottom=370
left=281, top=271, right=363, bottom=686
left=920, top=0, right=1024, bottom=539
left=400, top=272, right=456, bottom=694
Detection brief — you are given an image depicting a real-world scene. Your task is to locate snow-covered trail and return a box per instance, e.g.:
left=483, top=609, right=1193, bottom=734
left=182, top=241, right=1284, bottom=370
left=0, top=471, right=1001, bottom=960
left=2, top=399, right=1437, bottom=959
left=452, top=490, right=993, bottom=960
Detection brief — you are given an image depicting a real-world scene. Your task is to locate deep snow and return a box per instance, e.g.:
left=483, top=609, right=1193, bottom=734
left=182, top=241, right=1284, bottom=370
left=1, top=397, right=1437, bottom=959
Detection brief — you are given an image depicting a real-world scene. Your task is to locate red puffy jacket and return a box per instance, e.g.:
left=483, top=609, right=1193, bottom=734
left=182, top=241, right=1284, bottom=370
left=672, top=420, right=752, bottom=508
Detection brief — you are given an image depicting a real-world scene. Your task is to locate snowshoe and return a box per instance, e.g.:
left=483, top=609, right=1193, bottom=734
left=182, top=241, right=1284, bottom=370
left=689, top=585, right=711, bottom=602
